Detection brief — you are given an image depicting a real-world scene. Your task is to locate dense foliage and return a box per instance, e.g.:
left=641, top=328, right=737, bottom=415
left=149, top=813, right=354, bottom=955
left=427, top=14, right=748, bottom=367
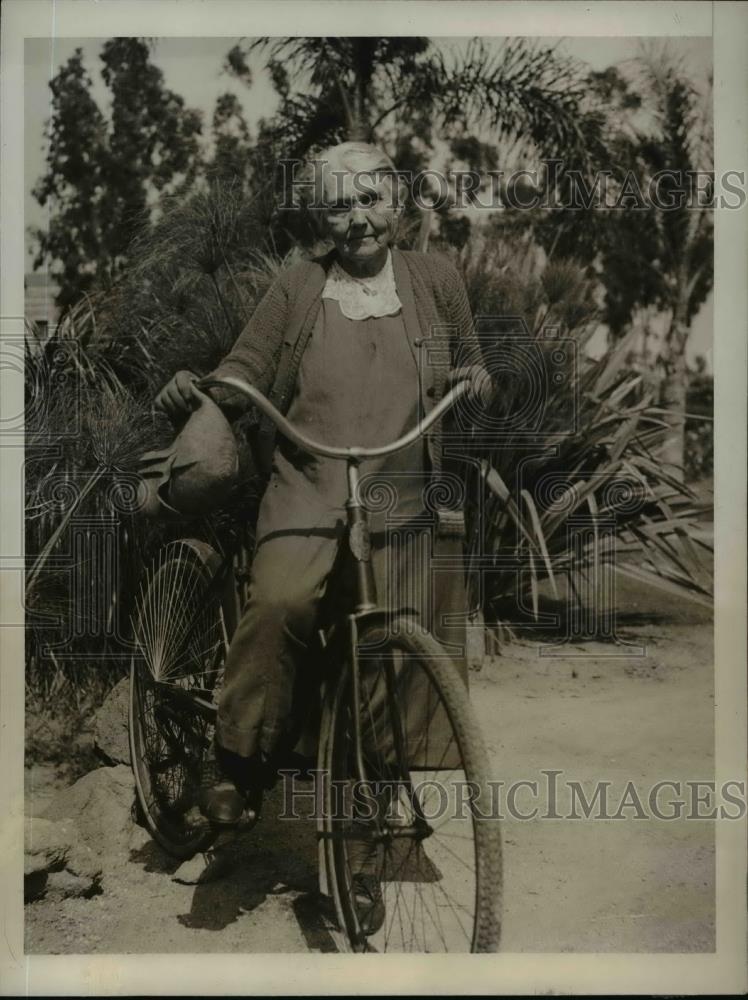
left=26, top=37, right=713, bottom=722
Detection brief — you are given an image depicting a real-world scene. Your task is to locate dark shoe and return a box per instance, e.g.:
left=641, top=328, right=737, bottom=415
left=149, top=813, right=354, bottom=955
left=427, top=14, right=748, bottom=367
left=352, top=873, right=385, bottom=936
left=199, top=743, right=259, bottom=828
left=199, top=779, right=246, bottom=826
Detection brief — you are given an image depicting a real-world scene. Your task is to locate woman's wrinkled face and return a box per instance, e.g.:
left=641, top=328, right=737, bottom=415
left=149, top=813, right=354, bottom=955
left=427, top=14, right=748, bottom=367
left=319, top=162, right=402, bottom=271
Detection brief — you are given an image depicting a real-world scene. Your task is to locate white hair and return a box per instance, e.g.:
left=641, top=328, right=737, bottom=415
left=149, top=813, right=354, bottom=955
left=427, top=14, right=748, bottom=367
left=295, top=141, right=406, bottom=226
left=314, top=141, right=395, bottom=175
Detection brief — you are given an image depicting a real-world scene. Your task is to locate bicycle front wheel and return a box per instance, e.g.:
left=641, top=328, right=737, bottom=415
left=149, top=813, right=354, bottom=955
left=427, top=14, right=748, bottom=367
left=323, top=616, right=502, bottom=953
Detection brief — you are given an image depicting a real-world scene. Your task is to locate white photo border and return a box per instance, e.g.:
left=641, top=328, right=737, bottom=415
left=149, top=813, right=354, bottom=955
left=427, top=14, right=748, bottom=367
left=1, top=1, right=745, bottom=994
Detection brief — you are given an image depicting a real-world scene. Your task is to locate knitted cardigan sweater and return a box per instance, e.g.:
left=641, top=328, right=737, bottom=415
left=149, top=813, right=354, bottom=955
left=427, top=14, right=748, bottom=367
left=207, top=247, right=481, bottom=490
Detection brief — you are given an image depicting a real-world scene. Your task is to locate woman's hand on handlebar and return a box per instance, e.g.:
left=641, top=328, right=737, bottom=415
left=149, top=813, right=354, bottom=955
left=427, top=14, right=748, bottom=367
left=445, top=365, right=495, bottom=409
left=155, top=370, right=201, bottom=422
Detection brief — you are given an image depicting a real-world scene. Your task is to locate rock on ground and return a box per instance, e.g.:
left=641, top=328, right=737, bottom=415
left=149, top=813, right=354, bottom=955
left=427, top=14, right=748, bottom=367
left=93, top=676, right=131, bottom=766
left=24, top=815, right=102, bottom=902
left=25, top=763, right=66, bottom=818
left=24, top=816, right=74, bottom=879
left=43, top=764, right=136, bottom=862
left=25, top=682, right=136, bottom=902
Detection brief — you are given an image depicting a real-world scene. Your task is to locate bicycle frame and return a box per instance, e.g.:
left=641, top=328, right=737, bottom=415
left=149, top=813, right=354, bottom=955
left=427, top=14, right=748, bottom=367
left=198, top=374, right=469, bottom=791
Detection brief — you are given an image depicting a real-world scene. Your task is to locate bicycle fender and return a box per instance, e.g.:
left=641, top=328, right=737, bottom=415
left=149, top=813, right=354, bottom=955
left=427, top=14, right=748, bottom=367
left=349, top=605, right=423, bottom=656
left=161, top=538, right=236, bottom=633
left=163, top=537, right=223, bottom=576
left=348, top=607, right=423, bottom=637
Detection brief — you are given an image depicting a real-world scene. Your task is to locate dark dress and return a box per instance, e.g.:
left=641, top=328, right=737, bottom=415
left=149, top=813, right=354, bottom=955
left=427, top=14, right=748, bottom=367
left=259, top=298, right=427, bottom=536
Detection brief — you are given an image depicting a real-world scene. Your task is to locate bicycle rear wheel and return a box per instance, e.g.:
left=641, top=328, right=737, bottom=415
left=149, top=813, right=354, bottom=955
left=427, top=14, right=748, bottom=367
left=322, top=616, right=502, bottom=953
left=129, top=539, right=229, bottom=858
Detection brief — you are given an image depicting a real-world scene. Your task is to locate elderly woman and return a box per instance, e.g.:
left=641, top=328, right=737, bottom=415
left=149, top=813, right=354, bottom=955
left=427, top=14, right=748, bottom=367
left=157, top=141, right=490, bottom=917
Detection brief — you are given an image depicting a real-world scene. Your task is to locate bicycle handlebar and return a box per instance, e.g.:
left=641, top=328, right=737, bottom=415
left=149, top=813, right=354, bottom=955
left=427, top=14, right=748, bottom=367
left=197, top=374, right=469, bottom=462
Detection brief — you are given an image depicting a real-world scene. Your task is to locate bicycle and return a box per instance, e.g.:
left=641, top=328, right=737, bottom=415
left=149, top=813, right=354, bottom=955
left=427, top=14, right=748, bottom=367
left=129, top=374, right=502, bottom=953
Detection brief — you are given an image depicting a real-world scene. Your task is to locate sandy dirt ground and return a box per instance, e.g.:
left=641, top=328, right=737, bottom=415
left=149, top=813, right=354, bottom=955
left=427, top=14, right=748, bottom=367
left=24, top=578, right=714, bottom=955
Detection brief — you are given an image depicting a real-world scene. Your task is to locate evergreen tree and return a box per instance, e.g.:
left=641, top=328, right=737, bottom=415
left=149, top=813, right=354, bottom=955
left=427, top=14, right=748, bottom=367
left=206, top=93, right=253, bottom=189
left=32, top=39, right=204, bottom=308
left=31, top=50, right=108, bottom=308
left=569, top=55, right=712, bottom=473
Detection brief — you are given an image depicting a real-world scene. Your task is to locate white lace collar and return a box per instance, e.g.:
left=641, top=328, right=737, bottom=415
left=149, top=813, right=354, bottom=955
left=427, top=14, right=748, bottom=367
left=322, top=250, right=402, bottom=320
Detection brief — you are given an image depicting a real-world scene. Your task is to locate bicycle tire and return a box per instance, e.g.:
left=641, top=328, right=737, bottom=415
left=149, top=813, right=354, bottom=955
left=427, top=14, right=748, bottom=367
left=129, top=539, right=229, bottom=859
left=321, top=615, right=502, bottom=953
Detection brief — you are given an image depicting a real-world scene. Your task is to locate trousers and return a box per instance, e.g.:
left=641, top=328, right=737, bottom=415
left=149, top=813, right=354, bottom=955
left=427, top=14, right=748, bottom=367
left=215, top=512, right=469, bottom=760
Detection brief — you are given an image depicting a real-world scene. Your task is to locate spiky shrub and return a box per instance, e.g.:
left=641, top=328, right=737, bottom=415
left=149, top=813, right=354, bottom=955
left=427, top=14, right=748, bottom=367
left=26, top=184, right=713, bottom=729
left=25, top=182, right=279, bottom=725
left=447, top=229, right=712, bottom=637
left=25, top=325, right=164, bottom=724
left=95, top=179, right=293, bottom=389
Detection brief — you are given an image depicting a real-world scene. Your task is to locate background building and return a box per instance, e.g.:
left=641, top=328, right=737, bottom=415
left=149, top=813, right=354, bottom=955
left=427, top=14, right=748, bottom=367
left=24, top=272, right=60, bottom=339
